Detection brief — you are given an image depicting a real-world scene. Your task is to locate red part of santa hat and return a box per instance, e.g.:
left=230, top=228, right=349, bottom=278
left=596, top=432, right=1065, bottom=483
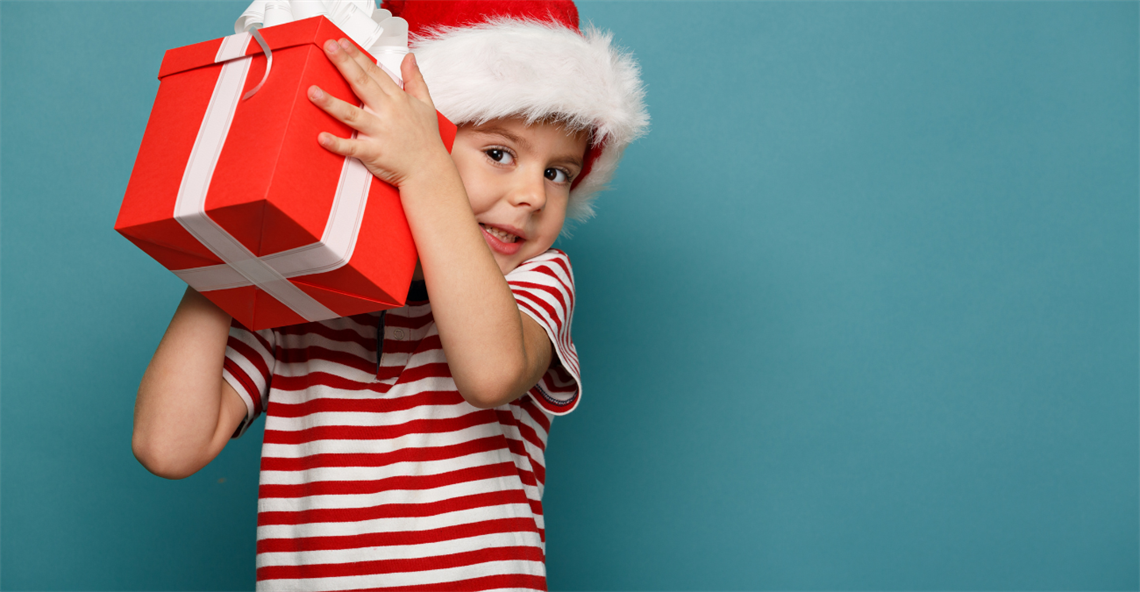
left=383, top=0, right=649, bottom=222
left=385, top=0, right=581, bottom=34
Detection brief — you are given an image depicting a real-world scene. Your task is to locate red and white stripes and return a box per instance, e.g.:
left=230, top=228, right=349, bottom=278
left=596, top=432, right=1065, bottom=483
left=222, top=249, right=579, bottom=590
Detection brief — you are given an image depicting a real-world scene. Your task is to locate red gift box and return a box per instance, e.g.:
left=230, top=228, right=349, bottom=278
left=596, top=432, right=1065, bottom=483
left=117, top=17, right=456, bottom=330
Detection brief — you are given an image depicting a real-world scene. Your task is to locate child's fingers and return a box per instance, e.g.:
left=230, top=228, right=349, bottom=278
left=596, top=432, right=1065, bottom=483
left=400, top=53, right=435, bottom=109
left=317, top=132, right=375, bottom=162
left=307, top=85, right=380, bottom=136
left=322, top=39, right=390, bottom=104
left=336, top=38, right=401, bottom=96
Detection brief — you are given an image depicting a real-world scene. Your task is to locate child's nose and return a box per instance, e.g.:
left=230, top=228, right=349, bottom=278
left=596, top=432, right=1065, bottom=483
left=507, top=174, right=547, bottom=211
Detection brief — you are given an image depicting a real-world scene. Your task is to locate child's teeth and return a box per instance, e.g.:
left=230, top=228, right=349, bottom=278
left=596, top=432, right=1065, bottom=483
left=483, top=225, right=517, bottom=243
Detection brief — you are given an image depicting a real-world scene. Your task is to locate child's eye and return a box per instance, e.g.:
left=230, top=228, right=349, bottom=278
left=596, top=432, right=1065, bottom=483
left=485, top=148, right=515, bottom=165
left=545, top=168, right=571, bottom=184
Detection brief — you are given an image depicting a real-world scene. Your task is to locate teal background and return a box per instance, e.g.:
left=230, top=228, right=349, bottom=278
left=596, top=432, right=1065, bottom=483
left=2, top=1, right=1137, bottom=590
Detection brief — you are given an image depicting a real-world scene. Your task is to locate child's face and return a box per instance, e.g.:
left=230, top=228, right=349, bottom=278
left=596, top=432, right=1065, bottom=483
left=451, top=117, right=589, bottom=275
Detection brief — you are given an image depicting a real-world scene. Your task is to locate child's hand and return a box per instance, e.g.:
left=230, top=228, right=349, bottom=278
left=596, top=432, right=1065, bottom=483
left=308, top=39, right=452, bottom=188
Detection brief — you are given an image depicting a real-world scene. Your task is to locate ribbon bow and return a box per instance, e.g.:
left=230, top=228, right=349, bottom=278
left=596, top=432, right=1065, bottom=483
left=234, top=0, right=408, bottom=98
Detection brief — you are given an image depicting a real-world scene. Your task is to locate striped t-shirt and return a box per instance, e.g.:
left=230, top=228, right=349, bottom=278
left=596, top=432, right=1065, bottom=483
left=222, top=249, right=580, bottom=591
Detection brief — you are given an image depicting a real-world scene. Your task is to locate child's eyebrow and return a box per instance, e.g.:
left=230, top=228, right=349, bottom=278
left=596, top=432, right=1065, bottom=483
left=473, top=126, right=532, bottom=152
left=549, top=153, right=584, bottom=170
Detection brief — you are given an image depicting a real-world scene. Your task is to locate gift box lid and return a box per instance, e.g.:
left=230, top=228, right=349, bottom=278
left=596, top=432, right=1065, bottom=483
left=158, top=16, right=368, bottom=80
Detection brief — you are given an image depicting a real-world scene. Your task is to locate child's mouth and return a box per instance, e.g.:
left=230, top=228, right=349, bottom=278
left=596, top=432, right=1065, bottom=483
left=479, top=223, right=524, bottom=256
left=479, top=224, right=519, bottom=244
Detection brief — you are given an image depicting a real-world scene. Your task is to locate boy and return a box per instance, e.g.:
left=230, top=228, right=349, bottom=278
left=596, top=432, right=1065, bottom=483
left=132, top=0, right=647, bottom=588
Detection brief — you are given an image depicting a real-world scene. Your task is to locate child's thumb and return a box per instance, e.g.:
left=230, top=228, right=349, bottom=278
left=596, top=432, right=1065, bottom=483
left=401, top=53, right=433, bottom=107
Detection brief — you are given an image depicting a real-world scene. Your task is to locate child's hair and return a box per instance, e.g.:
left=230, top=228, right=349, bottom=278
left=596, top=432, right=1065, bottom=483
left=382, top=0, right=649, bottom=222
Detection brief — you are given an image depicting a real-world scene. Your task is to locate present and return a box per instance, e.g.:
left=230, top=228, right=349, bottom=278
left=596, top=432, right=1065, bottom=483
left=116, top=13, right=456, bottom=330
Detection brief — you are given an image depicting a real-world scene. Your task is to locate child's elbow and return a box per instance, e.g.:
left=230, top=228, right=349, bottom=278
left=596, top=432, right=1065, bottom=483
left=456, top=365, right=530, bottom=409
left=459, top=383, right=518, bottom=409
left=132, top=434, right=200, bottom=480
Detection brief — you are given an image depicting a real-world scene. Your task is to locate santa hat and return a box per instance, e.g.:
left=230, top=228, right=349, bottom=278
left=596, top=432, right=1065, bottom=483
left=381, top=0, right=649, bottom=222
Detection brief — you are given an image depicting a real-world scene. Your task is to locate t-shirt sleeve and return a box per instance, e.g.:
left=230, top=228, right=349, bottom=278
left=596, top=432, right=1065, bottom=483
left=221, top=320, right=275, bottom=438
left=506, top=249, right=581, bottom=416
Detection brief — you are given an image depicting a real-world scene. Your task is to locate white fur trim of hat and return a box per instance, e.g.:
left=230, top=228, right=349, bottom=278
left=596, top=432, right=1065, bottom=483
left=411, top=19, right=649, bottom=222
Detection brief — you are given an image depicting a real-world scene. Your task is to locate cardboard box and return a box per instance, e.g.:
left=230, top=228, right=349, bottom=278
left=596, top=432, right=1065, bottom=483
left=117, top=16, right=456, bottom=330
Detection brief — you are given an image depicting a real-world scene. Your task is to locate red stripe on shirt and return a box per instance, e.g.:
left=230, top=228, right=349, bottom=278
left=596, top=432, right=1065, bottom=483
left=517, top=398, right=552, bottom=432
left=257, top=517, right=541, bottom=555
left=277, top=345, right=375, bottom=373
left=278, top=320, right=375, bottom=348
left=337, top=573, right=547, bottom=591
left=260, top=436, right=506, bottom=472
left=396, top=362, right=454, bottom=384
left=510, top=280, right=568, bottom=316
left=257, top=489, right=531, bottom=526
left=258, top=462, right=520, bottom=499
left=227, top=336, right=271, bottom=383
left=223, top=357, right=263, bottom=418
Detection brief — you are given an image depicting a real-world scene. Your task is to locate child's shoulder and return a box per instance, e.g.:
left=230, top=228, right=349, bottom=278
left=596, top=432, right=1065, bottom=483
left=508, top=249, right=574, bottom=281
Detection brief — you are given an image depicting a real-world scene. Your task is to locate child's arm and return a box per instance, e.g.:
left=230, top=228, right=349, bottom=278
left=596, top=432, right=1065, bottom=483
left=132, top=287, right=248, bottom=479
left=310, top=39, right=552, bottom=408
